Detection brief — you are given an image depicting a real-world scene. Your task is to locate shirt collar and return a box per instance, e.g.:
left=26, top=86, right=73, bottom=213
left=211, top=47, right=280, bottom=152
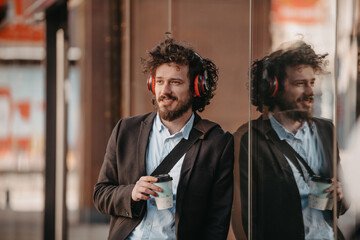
left=269, top=115, right=312, bottom=141
left=154, top=112, right=195, bottom=140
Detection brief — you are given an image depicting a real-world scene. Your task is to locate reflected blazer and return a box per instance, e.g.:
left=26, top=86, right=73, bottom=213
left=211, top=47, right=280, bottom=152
left=93, top=112, right=234, bottom=240
left=237, top=116, right=348, bottom=240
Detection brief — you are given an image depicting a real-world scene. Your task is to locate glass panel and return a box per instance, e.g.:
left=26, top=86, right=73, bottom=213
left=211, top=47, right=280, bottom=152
left=336, top=0, right=360, bottom=239
left=245, top=0, right=359, bottom=239
left=49, top=0, right=359, bottom=240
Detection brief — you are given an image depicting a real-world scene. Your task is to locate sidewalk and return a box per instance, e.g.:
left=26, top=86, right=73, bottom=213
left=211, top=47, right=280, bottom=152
left=0, top=209, right=109, bottom=240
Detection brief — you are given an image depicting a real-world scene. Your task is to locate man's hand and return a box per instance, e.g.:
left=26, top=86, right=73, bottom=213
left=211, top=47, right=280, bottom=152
left=325, top=179, right=343, bottom=201
left=131, top=176, right=162, bottom=201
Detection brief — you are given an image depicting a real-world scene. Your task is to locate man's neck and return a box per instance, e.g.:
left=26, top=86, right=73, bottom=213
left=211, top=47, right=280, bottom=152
left=160, top=110, right=193, bottom=135
left=271, top=111, right=304, bottom=134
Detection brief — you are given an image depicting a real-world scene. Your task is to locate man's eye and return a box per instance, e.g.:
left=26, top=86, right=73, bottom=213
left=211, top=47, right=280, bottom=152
left=172, top=81, right=181, bottom=85
left=156, top=80, right=163, bottom=84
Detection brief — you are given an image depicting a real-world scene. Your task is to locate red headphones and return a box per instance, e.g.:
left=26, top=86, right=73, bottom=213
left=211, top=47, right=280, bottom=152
left=265, top=74, right=279, bottom=97
left=146, top=72, right=209, bottom=97
left=147, top=53, right=209, bottom=97
left=194, top=73, right=209, bottom=97
left=147, top=74, right=156, bottom=94
left=262, top=60, right=279, bottom=97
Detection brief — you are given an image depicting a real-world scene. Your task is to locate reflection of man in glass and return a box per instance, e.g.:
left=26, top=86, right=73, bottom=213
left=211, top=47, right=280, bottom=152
left=237, top=40, right=348, bottom=239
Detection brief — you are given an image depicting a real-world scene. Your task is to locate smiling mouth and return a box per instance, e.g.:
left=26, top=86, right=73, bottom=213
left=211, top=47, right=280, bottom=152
left=294, top=96, right=313, bottom=110
left=159, top=94, right=177, bottom=104
left=299, top=96, right=314, bottom=103
left=159, top=95, right=177, bottom=101
left=301, top=100, right=313, bottom=109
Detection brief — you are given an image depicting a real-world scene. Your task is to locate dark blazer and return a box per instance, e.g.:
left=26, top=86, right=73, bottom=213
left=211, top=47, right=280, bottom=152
left=93, top=112, right=234, bottom=240
left=237, top=116, right=348, bottom=240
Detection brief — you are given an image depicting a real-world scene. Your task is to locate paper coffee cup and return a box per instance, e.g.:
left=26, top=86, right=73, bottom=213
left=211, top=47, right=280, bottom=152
left=308, top=176, right=333, bottom=210
left=153, top=174, right=173, bottom=210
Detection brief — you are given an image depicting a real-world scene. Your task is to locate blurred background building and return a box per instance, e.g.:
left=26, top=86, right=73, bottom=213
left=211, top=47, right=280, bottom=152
left=0, top=0, right=359, bottom=240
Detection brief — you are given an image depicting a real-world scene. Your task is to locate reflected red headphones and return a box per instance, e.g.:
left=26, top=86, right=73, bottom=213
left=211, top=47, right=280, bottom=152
left=262, top=60, right=279, bottom=97
left=146, top=53, right=209, bottom=97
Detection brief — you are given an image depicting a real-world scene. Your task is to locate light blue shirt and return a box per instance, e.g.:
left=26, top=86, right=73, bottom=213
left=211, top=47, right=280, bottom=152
left=269, top=116, right=334, bottom=240
left=128, top=112, right=195, bottom=240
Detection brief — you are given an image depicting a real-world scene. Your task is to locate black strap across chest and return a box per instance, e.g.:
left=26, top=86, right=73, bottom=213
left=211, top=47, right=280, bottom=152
left=267, top=129, right=316, bottom=181
left=150, top=129, right=202, bottom=176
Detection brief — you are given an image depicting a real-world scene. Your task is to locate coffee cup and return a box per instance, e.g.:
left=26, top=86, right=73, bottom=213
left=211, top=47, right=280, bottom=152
left=152, top=174, right=173, bottom=210
left=308, top=175, right=333, bottom=210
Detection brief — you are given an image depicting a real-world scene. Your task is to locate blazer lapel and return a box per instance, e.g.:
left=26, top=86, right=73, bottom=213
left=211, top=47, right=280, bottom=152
left=175, top=142, right=201, bottom=225
left=175, top=113, right=204, bottom=227
left=253, top=117, right=297, bottom=180
left=137, top=112, right=156, bottom=176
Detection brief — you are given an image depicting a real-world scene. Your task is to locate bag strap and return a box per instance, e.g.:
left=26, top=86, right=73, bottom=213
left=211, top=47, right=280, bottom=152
left=150, top=129, right=202, bottom=176
left=267, top=129, right=316, bottom=181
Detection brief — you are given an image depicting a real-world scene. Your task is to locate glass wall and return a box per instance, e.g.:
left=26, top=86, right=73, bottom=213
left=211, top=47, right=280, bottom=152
left=244, top=0, right=359, bottom=239
left=1, top=0, right=359, bottom=239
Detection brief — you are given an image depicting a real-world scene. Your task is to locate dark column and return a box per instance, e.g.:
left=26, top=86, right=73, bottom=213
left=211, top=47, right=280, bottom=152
left=44, top=1, right=68, bottom=240
left=357, top=30, right=360, bottom=119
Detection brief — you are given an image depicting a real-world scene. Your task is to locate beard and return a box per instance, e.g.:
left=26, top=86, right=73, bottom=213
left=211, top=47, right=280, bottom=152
left=275, top=94, right=314, bottom=122
left=154, top=93, right=193, bottom=121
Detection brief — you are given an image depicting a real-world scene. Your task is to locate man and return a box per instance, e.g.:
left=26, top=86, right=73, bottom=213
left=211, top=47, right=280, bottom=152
left=236, top=40, right=348, bottom=239
left=93, top=38, right=234, bottom=240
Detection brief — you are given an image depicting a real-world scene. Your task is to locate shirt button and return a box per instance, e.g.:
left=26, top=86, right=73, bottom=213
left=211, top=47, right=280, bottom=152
left=125, top=211, right=129, bottom=216
left=146, top=221, right=151, bottom=226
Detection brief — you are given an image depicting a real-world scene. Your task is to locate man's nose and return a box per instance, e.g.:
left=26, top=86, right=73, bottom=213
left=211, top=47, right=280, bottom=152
left=304, top=83, right=314, bottom=95
left=162, top=82, right=171, bottom=93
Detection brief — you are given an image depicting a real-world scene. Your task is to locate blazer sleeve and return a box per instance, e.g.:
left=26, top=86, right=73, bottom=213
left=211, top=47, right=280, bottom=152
left=205, top=132, right=235, bottom=239
left=93, top=120, right=145, bottom=219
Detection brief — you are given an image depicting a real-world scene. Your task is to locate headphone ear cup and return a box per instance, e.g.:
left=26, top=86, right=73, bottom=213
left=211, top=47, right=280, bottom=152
left=270, top=76, right=279, bottom=97
left=194, top=73, right=209, bottom=97
left=194, top=74, right=202, bottom=97
left=263, top=68, right=279, bottom=98
left=265, top=76, right=278, bottom=97
left=147, top=74, right=155, bottom=94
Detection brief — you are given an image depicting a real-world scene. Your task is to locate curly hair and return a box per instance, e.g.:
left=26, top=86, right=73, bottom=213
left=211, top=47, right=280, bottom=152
left=251, top=40, right=328, bottom=112
left=142, top=38, right=218, bottom=112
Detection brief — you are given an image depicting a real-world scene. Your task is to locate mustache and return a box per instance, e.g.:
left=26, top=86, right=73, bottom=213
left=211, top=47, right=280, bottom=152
left=298, top=95, right=314, bottom=102
left=159, top=94, right=177, bottom=101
